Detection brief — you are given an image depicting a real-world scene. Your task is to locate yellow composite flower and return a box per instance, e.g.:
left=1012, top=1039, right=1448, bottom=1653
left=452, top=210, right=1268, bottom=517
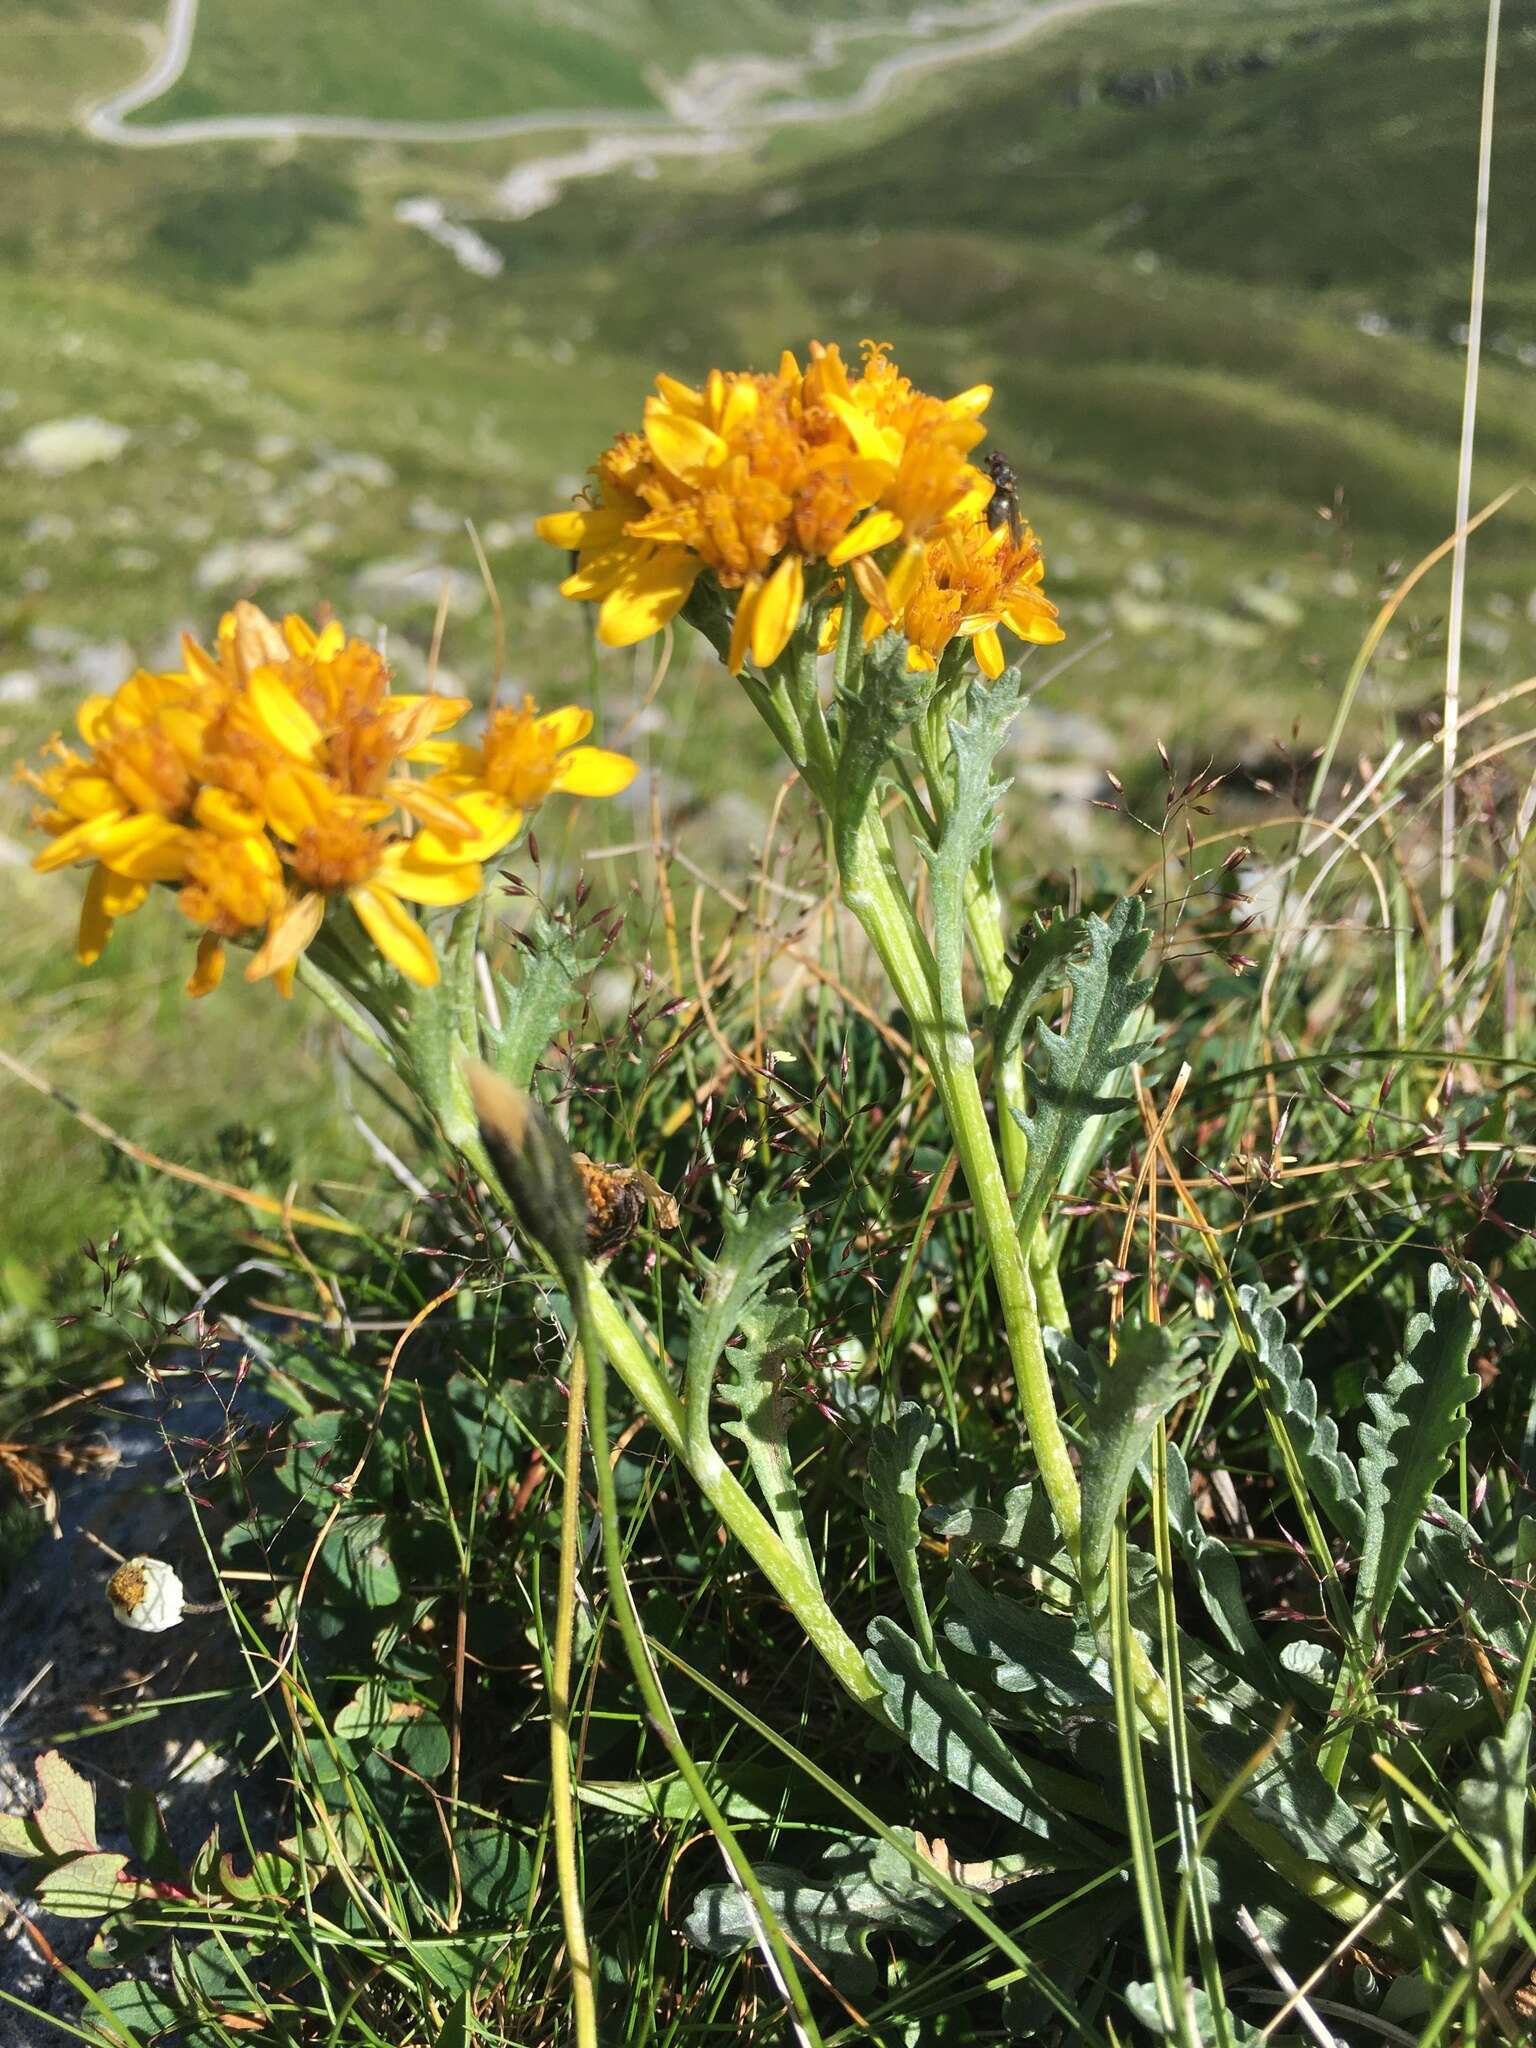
left=244, top=795, right=484, bottom=992
left=894, top=508, right=1066, bottom=678
left=536, top=340, right=999, bottom=674
left=17, top=668, right=226, bottom=963
left=417, top=698, right=638, bottom=854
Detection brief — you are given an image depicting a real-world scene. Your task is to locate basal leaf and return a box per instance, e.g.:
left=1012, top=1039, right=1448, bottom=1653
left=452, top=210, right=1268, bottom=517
left=1237, top=1283, right=1364, bottom=1543
left=864, top=1403, right=944, bottom=1657
left=865, top=1618, right=1078, bottom=1845
left=83, top=1980, right=180, bottom=2045
left=683, top=1194, right=804, bottom=1445
left=925, top=1482, right=1035, bottom=1552
left=683, top=1831, right=956, bottom=1994
left=942, top=1563, right=1113, bottom=1719
left=321, top=1512, right=402, bottom=1609
left=1457, top=1707, right=1530, bottom=1915
left=122, top=1785, right=182, bottom=1886
left=0, top=1810, right=47, bottom=1859
left=33, top=1749, right=98, bottom=1857
left=1078, top=1313, right=1202, bottom=1597
left=1200, top=1728, right=1394, bottom=1894
left=718, top=1290, right=816, bottom=1575
left=1014, top=893, right=1157, bottom=1244
left=1355, top=1263, right=1485, bottom=1636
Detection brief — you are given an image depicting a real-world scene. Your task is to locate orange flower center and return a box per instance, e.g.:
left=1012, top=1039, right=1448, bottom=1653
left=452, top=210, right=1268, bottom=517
left=289, top=813, right=388, bottom=892
left=479, top=705, right=565, bottom=809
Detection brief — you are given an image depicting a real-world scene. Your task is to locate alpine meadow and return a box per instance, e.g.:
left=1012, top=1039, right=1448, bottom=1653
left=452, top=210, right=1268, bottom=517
left=2, top=4, right=1536, bottom=2046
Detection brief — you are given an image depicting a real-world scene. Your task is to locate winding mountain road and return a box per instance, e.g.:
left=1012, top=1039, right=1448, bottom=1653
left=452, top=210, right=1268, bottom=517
left=82, top=0, right=1130, bottom=158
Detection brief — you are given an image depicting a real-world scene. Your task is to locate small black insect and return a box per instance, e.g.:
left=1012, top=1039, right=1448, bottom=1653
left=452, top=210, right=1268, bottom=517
left=982, top=450, right=1024, bottom=548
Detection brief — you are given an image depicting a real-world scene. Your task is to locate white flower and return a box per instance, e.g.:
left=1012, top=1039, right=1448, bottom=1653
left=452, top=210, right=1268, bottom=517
left=106, top=1556, right=186, bottom=1634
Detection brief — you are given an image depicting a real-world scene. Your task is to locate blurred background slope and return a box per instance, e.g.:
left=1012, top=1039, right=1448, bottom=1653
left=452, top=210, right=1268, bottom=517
left=1, top=0, right=1532, bottom=1277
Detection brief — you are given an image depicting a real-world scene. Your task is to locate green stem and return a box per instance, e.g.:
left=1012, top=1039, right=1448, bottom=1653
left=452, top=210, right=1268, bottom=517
left=839, top=807, right=1084, bottom=1567
left=582, top=1273, right=881, bottom=1712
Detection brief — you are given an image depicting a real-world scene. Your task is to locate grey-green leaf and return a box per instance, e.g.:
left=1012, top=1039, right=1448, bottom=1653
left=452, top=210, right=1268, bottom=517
left=683, top=1194, right=804, bottom=1451
left=483, top=911, right=589, bottom=1091
left=832, top=633, right=927, bottom=878
left=1238, top=1283, right=1364, bottom=1543
left=1078, top=1313, right=1202, bottom=1596
left=718, top=1290, right=816, bottom=1575
left=682, top=1832, right=957, bottom=1994
left=942, top=1563, right=1113, bottom=1718
left=1014, top=893, right=1157, bottom=1244
left=1355, top=1262, right=1484, bottom=1635
left=1457, top=1707, right=1530, bottom=1913
left=865, top=1618, right=1075, bottom=1844
left=864, top=1403, right=944, bottom=1657
left=922, top=672, right=1026, bottom=1037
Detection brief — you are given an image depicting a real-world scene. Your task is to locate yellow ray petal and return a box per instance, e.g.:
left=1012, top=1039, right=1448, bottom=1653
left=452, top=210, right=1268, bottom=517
left=32, top=810, right=128, bottom=874
left=377, top=843, right=483, bottom=906
left=246, top=666, right=325, bottom=765
left=1001, top=605, right=1066, bottom=646
left=407, top=738, right=481, bottom=773
left=194, top=786, right=265, bottom=838
left=187, top=933, right=226, bottom=998
left=643, top=407, right=728, bottom=485
left=947, top=383, right=993, bottom=418
left=76, top=865, right=116, bottom=966
left=751, top=552, right=804, bottom=668
left=728, top=580, right=759, bottom=676
left=554, top=746, right=637, bottom=798
left=88, top=814, right=191, bottom=883
left=824, top=395, right=902, bottom=469
left=410, top=790, right=523, bottom=865
left=348, top=884, right=440, bottom=986
left=245, top=891, right=325, bottom=982
left=973, top=625, right=1006, bottom=678
left=538, top=705, right=594, bottom=750
left=536, top=504, right=629, bottom=551
left=827, top=508, right=904, bottom=567
left=596, top=548, right=701, bottom=649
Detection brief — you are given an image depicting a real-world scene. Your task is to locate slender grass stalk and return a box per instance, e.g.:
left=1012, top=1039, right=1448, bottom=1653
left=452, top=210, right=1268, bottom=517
left=549, top=1341, right=597, bottom=2048
left=1438, top=0, right=1502, bottom=971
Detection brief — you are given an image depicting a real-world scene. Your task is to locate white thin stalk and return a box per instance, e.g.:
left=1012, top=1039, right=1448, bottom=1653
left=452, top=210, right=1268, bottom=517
left=1439, top=0, right=1501, bottom=970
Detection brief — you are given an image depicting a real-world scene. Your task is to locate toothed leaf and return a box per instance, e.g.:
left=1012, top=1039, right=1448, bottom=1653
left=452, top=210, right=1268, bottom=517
left=1457, top=1707, right=1530, bottom=1914
left=1356, top=1263, right=1484, bottom=1636
left=1014, top=893, right=1157, bottom=1244
left=1078, top=1312, right=1203, bottom=1595
left=920, top=671, right=1026, bottom=1036
left=683, top=1831, right=957, bottom=1994
left=1238, top=1283, right=1364, bottom=1543
left=864, top=1403, right=944, bottom=1656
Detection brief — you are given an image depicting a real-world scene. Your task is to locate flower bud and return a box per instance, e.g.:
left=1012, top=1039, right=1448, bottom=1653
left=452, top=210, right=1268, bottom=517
left=106, top=1556, right=186, bottom=1634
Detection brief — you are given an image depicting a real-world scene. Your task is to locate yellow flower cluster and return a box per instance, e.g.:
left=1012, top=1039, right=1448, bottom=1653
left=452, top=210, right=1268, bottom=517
left=537, top=339, right=1061, bottom=675
left=18, top=604, right=634, bottom=994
